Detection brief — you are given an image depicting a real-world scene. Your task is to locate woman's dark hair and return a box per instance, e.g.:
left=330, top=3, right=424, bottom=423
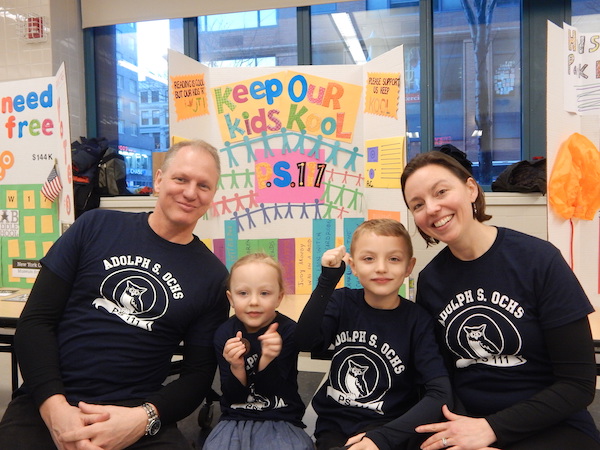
left=400, top=151, right=492, bottom=246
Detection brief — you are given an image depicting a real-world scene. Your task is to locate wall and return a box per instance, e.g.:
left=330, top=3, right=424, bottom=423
left=0, top=0, right=86, bottom=140
left=409, top=193, right=547, bottom=277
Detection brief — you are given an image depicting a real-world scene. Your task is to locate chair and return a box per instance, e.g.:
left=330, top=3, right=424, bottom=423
left=0, top=328, right=19, bottom=392
left=594, top=340, right=600, bottom=376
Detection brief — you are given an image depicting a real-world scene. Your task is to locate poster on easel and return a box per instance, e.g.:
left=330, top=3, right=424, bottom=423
left=547, top=21, right=600, bottom=310
left=168, top=47, right=408, bottom=294
left=0, top=63, right=74, bottom=288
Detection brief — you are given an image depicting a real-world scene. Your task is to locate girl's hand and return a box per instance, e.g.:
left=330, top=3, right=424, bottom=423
left=416, top=405, right=497, bottom=450
left=223, top=331, right=247, bottom=368
left=258, top=322, right=281, bottom=370
left=322, top=245, right=349, bottom=268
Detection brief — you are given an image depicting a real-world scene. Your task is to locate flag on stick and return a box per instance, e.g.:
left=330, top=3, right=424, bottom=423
left=41, top=161, right=63, bottom=202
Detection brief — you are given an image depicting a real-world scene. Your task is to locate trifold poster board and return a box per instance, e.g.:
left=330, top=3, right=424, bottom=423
left=0, top=64, right=74, bottom=288
left=168, top=48, right=408, bottom=294
left=546, top=21, right=600, bottom=309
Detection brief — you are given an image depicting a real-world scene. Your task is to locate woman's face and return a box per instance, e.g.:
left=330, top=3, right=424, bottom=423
left=403, top=164, right=478, bottom=247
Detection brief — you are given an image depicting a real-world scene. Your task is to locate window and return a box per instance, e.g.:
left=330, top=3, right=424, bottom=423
left=91, top=19, right=183, bottom=191
left=141, top=110, right=150, bottom=126
left=88, top=2, right=574, bottom=194
left=199, top=10, right=278, bottom=32
left=128, top=79, right=137, bottom=95
left=310, top=1, right=422, bottom=165
left=572, top=0, right=600, bottom=31
left=198, top=8, right=297, bottom=68
left=433, top=0, right=521, bottom=184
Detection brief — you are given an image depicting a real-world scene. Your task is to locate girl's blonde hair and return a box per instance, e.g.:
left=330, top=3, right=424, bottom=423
left=227, top=253, right=285, bottom=294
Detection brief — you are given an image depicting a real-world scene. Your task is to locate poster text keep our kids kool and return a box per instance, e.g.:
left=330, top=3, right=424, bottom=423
left=212, top=71, right=362, bottom=144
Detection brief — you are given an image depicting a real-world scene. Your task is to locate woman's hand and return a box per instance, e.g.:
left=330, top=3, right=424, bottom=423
left=416, top=405, right=497, bottom=450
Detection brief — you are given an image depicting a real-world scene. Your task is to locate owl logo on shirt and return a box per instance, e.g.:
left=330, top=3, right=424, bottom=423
left=463, top=324, right=500, bottom=359
left=92, top=268, right=169, bottom=331
left=326, top=346, right=391, bottom=414
left=119, top=280, right=148, bottom=313
left=343, top=360, right=369, bottom=399
left=446, top=306, right=526, bottom=368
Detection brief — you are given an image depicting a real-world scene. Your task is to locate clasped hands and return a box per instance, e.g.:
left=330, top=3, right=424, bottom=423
left=40, top=394, right=148, bottom=450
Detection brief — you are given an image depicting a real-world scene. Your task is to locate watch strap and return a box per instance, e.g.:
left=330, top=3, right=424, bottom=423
left=142, top=402, right=160, bottom=436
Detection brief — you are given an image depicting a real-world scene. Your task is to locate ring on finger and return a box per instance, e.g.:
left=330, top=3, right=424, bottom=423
left=442, top=437, right=448, bottom=447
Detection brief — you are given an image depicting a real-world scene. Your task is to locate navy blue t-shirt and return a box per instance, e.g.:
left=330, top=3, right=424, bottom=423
left=311, top=287, right=448, bottom=437
left=41, top=209, right=229, bottom=404
left=416, top=227, right=597, bottom=441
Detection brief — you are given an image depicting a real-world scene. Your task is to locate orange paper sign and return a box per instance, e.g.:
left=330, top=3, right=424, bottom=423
left=171, top=74, right=208, bottom=120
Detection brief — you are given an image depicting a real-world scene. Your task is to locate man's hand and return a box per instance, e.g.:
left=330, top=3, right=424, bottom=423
left=59, top=402, right=149, bottom=450
left=39, top=394, right=109, bottom=450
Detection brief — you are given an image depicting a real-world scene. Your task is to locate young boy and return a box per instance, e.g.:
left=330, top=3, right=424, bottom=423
left=295, top=219, right=451, bottom=450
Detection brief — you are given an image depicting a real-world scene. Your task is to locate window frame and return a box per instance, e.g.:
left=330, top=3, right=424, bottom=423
left=84, top=0, right=574, bottom=194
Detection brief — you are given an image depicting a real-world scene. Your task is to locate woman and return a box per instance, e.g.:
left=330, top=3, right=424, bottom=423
left=400, top=151, right=600, bottom=450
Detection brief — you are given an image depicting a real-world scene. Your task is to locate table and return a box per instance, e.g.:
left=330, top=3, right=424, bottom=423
left=0, top=290, right=28, bottom=392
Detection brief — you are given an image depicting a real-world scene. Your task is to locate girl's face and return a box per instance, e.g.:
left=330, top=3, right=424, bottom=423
left=227, top=261, right=283, bottom=333
left=349, top=232, right=416, bottom=309
left=403, top=164, right=478, bottom=247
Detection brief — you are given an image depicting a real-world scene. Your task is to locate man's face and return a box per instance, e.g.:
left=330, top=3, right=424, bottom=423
left=153, top=146, right=220, bottom=235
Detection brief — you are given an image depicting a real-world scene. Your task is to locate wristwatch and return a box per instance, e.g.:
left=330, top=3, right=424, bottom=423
left=141, top=402, right=161, bottom=436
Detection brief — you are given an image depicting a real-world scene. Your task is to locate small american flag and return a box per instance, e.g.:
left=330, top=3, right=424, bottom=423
left=41, top=162, right=63, bottom=202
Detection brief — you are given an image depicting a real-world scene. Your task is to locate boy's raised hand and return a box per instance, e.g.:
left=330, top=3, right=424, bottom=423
left=321, top=245, right=348, bottom=268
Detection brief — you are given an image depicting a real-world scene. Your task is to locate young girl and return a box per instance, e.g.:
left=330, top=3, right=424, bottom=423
left=203, top=253, right=314, bottom=450
left=295, top=219, right=451, bottom=450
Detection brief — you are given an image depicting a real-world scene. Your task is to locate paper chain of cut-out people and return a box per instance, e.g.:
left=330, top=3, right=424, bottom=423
left=210, top=129, right=366, bottom=231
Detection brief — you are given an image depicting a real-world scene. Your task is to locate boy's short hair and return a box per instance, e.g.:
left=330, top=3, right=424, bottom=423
left=350, top=219, right=413, bottom=258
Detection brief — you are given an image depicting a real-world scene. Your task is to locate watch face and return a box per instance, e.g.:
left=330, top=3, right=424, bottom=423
left=148, top=419, right=161, bottom=436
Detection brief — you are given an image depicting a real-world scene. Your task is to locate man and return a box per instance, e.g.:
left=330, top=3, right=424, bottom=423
left=0, top=140, right=229, bottom=449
